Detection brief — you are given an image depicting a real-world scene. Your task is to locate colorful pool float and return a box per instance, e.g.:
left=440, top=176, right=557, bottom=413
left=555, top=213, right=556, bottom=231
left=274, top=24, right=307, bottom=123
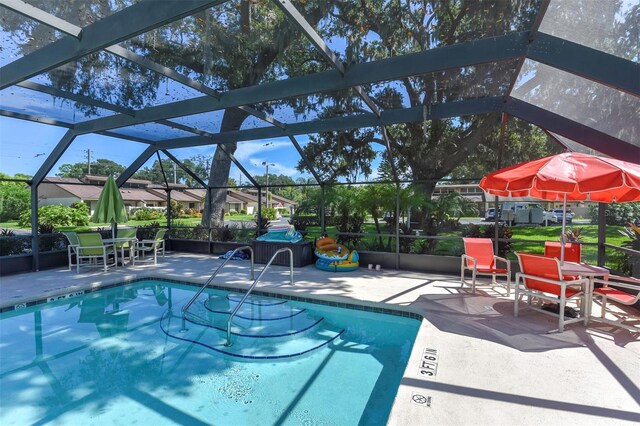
left=315, top=250, right=360, bottom=272
left=314, top=237, right=359, bottom=272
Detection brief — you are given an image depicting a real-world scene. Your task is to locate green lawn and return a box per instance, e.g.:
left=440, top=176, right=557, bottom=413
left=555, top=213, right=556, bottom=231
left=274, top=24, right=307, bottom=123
left=2, top=218, right=629, bottom=263
left=0, top=220, right=19, bottom=229
left=1, top=215, right=257, bottom=231
left=304, top=224, right=629, bottom=260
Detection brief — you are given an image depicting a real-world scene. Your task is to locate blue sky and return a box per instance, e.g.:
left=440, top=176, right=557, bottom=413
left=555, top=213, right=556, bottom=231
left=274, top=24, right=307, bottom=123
left=0, top=116, right=385, bottom=183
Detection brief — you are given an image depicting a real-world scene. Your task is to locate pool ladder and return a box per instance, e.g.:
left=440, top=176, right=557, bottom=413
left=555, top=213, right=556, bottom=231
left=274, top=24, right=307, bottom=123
left=180, top=246, right=294, bottom=347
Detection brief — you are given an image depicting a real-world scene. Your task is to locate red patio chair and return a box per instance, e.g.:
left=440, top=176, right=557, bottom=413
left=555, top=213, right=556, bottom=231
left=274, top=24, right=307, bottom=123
left=544, top=241, right=581, bottom=263
left=515, top=252, right=589, bottom=332
left=591, top=275, right=640, bottom=332
left=461, top=238, right=511, bottom=295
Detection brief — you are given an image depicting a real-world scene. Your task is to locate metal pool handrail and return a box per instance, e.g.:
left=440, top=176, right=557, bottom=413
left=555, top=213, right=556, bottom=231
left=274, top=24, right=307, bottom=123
left=181, top=245, right=254, bottom=316
left=226, top=247, right=294, bottom=346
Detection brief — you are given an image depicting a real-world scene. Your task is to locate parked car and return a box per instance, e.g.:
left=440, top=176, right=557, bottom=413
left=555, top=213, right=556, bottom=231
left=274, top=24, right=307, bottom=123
left=484, top=208, right=501, bottom=221
left=552, top=209, right=573, bottom=224
left=542, top=210, right=560, bottom=224
left=500, top=203, right=559, bottom=226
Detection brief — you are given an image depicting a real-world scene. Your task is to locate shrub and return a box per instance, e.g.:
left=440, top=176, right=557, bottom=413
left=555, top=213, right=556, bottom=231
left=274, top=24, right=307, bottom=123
left=409, top=238, right=430, bottom=254
left=289, top=214, right=319, bottom=231
left=564, top=227, right=583, bottom=242
left=18, top=204, right=89, bottom=228
left=133, top=208, right=163, bottom=221
left=261, top=207, right=277, bottom=221
left=0, top=228, right=26, bottom=256
left=170, top=220, right=209, bottom=240
left=590, top=202, right=640, bottom=226
left=70, top=201, right=89, bottom=216
left=136, top=221, right=162, bottom=240
left=183, top=208, right=199, bottom=218
left=214, top=225, right=235, bottom=242
left=255, top=216, right=270, bottom=237
left=167, top=199, right=182, bottom=219
left=240, top=209, right=247, bottom=215
left=38, top=223, right=60, bottom=252
left=0, top=181, right=30, bottom=222
left=336, top=210, right=365, bottom=247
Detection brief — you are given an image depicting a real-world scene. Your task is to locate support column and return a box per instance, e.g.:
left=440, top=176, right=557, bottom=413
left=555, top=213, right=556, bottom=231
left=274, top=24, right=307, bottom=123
left=257, top=186, right=262, bottom=234
left=166, top=189, right=172, bottom=233
left=31, top=184, right=39, bottom=271
left=495, top=112, right=508, bottom=253
left=207, top=187, right=212, bottom=241
left=320, top=185, right=326, bottom=235
left=395, top=183, right=401, bottom=270
left=597, top=203, right=606, bottom=267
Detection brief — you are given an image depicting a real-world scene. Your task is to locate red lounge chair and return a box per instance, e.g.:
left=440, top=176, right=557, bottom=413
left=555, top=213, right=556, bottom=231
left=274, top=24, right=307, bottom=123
left=544, top=241, right=581, bottom=263
left=515, top=252, right=589, bottom=332
left=591, top=275, right=640, bottom=332
left=461, top=238, right=511, bottom=295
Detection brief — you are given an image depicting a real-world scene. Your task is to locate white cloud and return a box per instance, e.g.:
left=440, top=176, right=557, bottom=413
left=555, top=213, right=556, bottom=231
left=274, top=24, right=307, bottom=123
left=234, top=138, right=291, bottom=162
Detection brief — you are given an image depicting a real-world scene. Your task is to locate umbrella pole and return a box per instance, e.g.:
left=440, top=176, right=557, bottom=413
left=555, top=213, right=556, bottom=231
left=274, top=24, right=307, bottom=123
left=112, top=220, right=116, bottom=240
left=560, top=193, right=567, bottom=264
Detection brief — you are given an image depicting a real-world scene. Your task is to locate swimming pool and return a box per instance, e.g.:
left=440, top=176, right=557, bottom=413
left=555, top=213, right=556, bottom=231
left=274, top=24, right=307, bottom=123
left=0, top=279, right=420, bottom=425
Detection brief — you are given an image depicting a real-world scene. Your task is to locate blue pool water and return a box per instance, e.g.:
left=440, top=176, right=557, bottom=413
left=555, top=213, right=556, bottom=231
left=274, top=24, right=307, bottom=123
left=0, top=280, right=419, bottom=425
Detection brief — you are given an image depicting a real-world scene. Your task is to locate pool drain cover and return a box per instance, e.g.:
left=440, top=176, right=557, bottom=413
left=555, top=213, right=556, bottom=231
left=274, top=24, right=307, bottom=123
left=411, top=393, right=431, bottom=407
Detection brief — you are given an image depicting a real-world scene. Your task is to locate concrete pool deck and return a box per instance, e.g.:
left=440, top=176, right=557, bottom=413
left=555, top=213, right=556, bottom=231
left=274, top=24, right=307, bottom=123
left=1, top=252, right=638, bottom=425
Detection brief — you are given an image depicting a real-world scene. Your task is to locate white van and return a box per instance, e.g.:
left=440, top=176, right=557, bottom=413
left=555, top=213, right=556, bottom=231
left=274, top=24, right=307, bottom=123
left=500, top=203, right=558, bottom=225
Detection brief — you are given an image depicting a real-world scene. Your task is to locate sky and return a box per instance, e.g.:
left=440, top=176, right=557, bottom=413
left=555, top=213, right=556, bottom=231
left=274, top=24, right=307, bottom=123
left=0, top=115, right=385, bottom=184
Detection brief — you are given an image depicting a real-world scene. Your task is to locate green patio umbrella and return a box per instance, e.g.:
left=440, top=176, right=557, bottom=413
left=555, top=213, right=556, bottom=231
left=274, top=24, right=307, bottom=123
left=91, top=175, right=128, bottom=238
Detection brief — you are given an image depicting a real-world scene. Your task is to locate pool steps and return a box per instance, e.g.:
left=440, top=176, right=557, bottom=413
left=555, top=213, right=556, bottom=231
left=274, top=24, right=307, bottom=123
left=161, top=292, right=345, bottom=360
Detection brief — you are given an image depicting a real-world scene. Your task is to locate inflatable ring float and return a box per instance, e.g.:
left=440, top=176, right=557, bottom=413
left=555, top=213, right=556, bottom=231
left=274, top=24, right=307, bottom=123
left=315, top=236, right=349, bottom=261
left=314, top=237, right=359, bottom=272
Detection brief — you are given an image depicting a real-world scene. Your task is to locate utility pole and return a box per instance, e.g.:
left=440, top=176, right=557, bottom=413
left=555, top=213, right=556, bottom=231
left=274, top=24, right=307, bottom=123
left=84, top=149, right=93, bottom=175
left=173, top=162, right=177, bottom=184
left=262, top=161, right=275, bottom=208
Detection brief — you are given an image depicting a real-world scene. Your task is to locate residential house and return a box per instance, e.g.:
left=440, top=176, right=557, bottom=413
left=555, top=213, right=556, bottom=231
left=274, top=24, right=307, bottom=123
left=39, top=177, right=166, bottom=214
left=39, top=176, right=298, bottom=217
left=243, top=189, right=296, bottom=213
left=183, top=189, right=253, bottom=214
left=39, top=176, right=202, bottom=214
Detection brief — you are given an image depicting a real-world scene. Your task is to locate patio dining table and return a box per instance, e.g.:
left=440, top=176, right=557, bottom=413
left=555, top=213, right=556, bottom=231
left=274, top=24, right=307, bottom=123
left=560, top=261, right=610, bottom=320
left=102, top=237, right=138, bottom=265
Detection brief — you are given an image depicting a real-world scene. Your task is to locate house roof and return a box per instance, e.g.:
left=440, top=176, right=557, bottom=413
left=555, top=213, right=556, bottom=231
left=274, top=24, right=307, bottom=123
left=270, top=193, right=296, bottom=206
left=82, top=175, right=152, bottom=185
left=42, top=177, right=83, bottom=184
left=52, top=184, right=103, bottom=200
left=243, top=189, right=296, bottom=206
left=44, top=182, right=165, bottom=202
left=184, top=188, right=206, bottom=199
left=228, top=189, right=259, bottom=203
left=148, top=182, right=189, bottom=189
left=119, top=188, right=165, bottom=202
left=146, top=188, right=201, bottom=202
left=185, top=188, right=250, bottom=204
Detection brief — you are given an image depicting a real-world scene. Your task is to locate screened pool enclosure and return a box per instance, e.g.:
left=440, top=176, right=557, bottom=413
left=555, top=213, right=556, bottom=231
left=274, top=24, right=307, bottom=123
left=0, top=0, right=638, bottom=273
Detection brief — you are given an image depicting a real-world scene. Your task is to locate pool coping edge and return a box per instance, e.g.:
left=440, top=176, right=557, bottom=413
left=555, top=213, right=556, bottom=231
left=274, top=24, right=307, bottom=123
left=0, top=272, right=424, bottom=321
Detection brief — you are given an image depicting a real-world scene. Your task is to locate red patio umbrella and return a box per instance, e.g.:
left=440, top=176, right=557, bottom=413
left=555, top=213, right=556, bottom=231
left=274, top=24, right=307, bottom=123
left=479, top=152, right=640, bottom=262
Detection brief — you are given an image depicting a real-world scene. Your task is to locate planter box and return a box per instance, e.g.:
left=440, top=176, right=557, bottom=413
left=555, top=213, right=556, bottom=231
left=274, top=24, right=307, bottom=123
left=357, top=251, right=464, bottom=275
left=38, top=251, right=68, bottom=270
left=168, top=239, right=210, bottom=254
left=0, top=251, right=68, bottom=276
left=212, top=241, right=249, bottom=255
left=0, top=254, right=32, bottom=276
left=252, top=240, right=314, bottom=267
